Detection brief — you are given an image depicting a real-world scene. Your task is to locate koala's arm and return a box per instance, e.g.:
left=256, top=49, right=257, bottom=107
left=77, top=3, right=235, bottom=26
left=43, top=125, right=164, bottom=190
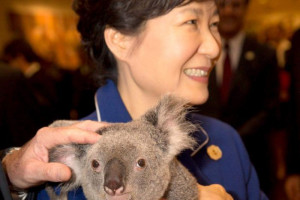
left=165, top=159, right=199, bottom=200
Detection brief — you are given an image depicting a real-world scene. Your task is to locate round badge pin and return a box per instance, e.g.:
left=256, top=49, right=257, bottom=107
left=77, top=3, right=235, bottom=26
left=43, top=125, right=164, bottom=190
left=207, top=145, right=222, bottom=160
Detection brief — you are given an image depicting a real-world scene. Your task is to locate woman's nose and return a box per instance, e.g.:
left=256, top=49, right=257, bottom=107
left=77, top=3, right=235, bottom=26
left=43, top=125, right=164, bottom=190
left=197, top=30, right=221, bottom=60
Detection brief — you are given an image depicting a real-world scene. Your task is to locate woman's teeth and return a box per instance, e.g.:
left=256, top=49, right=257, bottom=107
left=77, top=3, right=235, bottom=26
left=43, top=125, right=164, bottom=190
left=184, top=69, right=208, bottom=77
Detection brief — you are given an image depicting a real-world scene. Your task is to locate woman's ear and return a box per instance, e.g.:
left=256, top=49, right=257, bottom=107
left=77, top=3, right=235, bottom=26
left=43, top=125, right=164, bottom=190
left=104, top=27, right=132, bottom=60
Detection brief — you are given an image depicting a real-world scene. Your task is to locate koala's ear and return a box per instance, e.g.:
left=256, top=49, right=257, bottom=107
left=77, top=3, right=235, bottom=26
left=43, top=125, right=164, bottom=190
left=49, top=144, right=90, bottom=192
left=142, top=95, right=197, bottom=159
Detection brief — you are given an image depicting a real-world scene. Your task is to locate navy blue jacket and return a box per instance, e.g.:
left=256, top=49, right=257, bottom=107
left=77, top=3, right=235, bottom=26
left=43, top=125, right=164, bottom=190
left=38, top=80, right=268, bottom=200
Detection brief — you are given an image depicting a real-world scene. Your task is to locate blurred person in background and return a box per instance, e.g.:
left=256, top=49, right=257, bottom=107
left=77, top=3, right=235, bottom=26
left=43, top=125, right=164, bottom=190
left=0, top=61, right=40, bottom=149
left=2, top=38, right=98, bottom=122
left=197, top=0, right=280, bottom=196
left=285, top=28, right=300, bottom=200
left=2, top=38, right=74, bottom=125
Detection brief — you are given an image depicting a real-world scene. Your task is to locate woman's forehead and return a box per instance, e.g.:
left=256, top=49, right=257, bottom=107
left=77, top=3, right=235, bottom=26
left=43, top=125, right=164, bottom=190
left=173, top=0, right=218, bottom=16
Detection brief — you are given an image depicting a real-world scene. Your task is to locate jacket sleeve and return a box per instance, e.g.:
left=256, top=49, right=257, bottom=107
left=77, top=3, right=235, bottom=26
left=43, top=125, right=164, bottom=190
left=0, top=161, right=13, bottom=200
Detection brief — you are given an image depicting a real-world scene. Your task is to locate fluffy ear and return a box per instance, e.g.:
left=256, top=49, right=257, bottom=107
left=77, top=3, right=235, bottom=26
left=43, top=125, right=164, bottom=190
left=49, top=144, right=90, bottom=192
left=142, top=95, right=197, bottom=159
left=47, top=120, right=91, bottom=194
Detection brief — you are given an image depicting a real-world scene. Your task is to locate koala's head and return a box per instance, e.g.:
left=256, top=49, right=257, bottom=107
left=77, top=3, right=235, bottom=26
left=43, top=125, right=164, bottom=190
left=49, top=95, right=197, bottom=200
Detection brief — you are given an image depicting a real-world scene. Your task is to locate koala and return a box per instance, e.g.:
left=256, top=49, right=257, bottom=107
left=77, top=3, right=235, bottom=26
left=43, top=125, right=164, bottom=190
left=46, top=95, right=199, bottom=200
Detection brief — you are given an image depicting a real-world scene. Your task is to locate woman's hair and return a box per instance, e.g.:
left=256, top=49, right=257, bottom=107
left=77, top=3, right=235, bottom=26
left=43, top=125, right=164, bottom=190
left=73, top=0, right=212, bottom=85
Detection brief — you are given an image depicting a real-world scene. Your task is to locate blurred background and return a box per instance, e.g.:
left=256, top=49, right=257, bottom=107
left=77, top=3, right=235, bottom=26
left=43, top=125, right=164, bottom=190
left=0, top=0, right=299, bottom=65
left=0, top=0, right=300, bottom=62
left=0, top=0, right=299, bottom=199
left=0, top=0, right=80, bottom=70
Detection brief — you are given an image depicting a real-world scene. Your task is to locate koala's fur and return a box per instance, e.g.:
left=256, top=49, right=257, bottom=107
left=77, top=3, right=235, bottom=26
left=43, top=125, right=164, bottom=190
left=46, top=95, right=199, bottom=200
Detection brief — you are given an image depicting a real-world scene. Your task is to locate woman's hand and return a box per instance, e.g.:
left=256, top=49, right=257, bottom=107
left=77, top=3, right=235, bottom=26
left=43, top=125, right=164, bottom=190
left=198, top=184, right=233, bottom=200
left=285, top=174, right=300, bottom=200
left=2, top=120, right=107, bottom=189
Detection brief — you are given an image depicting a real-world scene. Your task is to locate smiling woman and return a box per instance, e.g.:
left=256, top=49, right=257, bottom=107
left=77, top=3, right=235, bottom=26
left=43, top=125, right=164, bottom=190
left=115, top=1, right=220, bottom=115
left=74, top=0, right=221, bottom=118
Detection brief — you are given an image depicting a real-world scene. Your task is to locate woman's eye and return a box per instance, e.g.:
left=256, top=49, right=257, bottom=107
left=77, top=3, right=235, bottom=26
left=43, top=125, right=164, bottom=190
left=136, top=159, right=146, bottom=168
left=210, top=21, right=219, bottom=29
left=186, top=19, right=197, bottom=25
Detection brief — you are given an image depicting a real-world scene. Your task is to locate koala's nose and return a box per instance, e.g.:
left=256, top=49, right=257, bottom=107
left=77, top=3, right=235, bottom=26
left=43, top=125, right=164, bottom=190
left=104, top=158, right=126, bottom=196
left=104, top=179, right=124, bottom=196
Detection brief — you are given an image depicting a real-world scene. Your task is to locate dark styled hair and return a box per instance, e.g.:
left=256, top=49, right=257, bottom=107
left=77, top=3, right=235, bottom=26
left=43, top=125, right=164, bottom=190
left=73, top=0, right=212, bottom=84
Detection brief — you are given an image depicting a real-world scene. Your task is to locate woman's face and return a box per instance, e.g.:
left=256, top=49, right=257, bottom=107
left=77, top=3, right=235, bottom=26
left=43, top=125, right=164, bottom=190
left=119, top=0, right=221, bottom=105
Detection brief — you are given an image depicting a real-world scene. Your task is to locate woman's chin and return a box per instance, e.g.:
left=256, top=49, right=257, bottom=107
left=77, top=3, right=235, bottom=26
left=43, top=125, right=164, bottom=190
left=184, top=92, right=209, bottom=106
left=190, top=97, right=208, bottom=106
left=168, top=88, right=209, bottom=105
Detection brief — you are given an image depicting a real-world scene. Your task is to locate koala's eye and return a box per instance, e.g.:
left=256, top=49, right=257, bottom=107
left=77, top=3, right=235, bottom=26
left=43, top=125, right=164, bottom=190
left=91, top=160, right=100, bottom=171
left=136, top=159, right=146, bottom=168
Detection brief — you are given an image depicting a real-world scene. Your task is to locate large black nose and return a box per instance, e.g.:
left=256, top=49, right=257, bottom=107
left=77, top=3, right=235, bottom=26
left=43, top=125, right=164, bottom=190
left=104, top=158, right=126, bottom=195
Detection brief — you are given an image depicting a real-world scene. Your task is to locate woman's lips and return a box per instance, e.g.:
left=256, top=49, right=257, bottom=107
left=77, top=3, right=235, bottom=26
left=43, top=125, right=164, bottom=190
left=183, top=67, right=211, bottom=83
left=184, top=68, right=209, bottom=77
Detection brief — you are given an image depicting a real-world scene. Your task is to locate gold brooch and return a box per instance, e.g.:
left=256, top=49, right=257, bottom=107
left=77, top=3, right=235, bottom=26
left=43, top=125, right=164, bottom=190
left=207, top=145, right=222, bottom=160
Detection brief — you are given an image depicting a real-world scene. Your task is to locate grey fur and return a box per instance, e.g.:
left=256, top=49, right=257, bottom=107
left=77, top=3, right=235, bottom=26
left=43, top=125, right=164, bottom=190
left=47, top=95, right=199, bottom=200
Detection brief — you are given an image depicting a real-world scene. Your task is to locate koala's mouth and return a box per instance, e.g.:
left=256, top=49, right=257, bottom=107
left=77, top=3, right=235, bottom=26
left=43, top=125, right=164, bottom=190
left=105, top=193, right=132, bottom=200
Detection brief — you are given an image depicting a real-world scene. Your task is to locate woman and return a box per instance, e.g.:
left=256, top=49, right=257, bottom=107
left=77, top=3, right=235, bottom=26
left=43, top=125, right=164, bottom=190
left=2, top=0, right=267, bottom=199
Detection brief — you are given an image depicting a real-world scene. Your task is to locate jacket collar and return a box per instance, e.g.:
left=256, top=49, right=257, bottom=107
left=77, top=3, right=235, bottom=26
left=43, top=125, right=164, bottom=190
left=94, top=79, right=132, bottom=123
